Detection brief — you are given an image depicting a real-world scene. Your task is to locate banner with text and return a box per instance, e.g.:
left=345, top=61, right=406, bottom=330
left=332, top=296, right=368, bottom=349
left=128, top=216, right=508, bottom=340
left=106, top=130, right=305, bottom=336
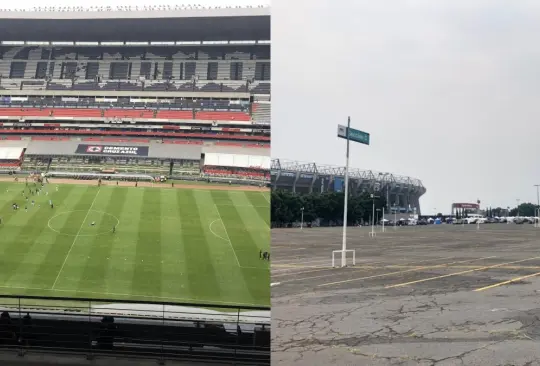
left=75, top=144, right=149, bottom=156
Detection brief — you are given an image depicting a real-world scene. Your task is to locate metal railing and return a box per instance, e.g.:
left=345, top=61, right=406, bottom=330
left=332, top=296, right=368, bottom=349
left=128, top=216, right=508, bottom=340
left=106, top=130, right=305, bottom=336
left=0, top=294, right=270, bottom=365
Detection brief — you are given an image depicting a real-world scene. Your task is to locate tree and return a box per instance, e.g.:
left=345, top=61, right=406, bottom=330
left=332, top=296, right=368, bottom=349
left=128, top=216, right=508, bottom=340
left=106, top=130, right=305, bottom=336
left=270, top=189, right=386, bottom=227
left=491, top=207, right=504, bottom=217
left=510, top=202, right=538, bottom=217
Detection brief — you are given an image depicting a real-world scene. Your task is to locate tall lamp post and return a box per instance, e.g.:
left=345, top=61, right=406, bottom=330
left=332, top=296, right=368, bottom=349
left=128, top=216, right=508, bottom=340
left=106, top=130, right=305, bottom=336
left=300, top=207, right=304, bottom=230
left=534, top=185, right=540, bottom=227
left=393, top=204, right=397, bottom=229
left=370, top=194, right=379, bottom=237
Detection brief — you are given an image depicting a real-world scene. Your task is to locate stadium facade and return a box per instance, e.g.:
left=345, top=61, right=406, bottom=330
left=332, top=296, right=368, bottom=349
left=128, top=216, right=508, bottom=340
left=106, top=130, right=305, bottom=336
left=271, top=159, right=427, bottom=215
left=0, top=5, right=270, bottom=185
left=0, top=5, right=270, bottom=365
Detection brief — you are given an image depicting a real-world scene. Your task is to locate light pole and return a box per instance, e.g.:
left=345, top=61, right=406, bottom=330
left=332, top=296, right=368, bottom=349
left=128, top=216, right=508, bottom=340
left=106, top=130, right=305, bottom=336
left=381, top=207, right=386, bottom=232
left=300, top=207, right=304, bottom=230
left=370, top=194, right=378, bottom=237
left=393, top=204, right=397, bottom=229
left=534, top=185, right=540, bottom=227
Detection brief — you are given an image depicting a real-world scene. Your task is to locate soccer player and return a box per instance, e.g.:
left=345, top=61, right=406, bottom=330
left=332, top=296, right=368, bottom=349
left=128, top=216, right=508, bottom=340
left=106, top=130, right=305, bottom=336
left=113, top=226, right=116, bottom=233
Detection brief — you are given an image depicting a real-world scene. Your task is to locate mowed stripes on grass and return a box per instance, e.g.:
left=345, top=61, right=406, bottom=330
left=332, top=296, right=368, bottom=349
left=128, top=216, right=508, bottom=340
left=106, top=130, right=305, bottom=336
left=0, top=182, right=270, bottom=307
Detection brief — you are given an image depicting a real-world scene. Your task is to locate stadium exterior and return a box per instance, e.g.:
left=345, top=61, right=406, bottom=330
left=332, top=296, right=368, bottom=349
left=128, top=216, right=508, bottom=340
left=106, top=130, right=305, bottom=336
left=271, top=159, right=427, bottom=215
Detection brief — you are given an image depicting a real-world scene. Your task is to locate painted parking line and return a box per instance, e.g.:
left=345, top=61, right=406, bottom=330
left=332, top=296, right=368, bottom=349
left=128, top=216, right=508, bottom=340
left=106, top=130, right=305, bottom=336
left=385, top=256, right=540, bottom=289
left=272, top=258, right=333, bottom=265
left=386, top=265, right=540, bottom=270
left=316, top=256, right=496, bottom=287
left=273, top=257, right=455, bottom=280
left=272, top=264, right=327, bottom=269
left=272, top=257, right=462, bottom=279
left=474, top=271, right=540, bottom=292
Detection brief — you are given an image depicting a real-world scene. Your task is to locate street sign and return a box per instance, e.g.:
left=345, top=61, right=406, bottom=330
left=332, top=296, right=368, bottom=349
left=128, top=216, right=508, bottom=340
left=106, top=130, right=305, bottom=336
left=337, top=124, right=370, bottom=145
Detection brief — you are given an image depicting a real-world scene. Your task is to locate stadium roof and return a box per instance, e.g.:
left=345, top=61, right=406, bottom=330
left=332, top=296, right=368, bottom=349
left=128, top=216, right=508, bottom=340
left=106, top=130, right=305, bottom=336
left=0, top=7, right=270, bottom=42
left=271, top=158, right=425, bottom=188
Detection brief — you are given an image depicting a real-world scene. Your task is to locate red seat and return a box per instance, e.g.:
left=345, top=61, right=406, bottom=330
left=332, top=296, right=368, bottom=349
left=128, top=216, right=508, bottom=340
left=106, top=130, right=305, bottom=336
left=195, top=111, right=250, bottom=121
left=155, top=110, right=193, bottom=119
left=215, top=142, right=244, bottom=147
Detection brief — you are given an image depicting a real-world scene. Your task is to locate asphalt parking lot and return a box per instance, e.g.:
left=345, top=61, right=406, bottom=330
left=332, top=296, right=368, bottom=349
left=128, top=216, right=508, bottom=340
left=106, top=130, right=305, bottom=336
left=271, top=224, right=540, bottom=366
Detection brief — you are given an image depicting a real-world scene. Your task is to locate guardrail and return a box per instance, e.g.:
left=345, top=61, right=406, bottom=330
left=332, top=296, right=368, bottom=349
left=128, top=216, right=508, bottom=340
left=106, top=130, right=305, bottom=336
left=0, top=294, right=271, bottom=365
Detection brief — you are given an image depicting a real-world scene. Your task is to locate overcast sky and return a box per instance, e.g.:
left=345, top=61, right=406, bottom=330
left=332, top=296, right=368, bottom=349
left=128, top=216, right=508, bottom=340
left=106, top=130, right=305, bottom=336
left=4, top=0, right=269, bottom=9
left=272, top=0, right=540, bottom=215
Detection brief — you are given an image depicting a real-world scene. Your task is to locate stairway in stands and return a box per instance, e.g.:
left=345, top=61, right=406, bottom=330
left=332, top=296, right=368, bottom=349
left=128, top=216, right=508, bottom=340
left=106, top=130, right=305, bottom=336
left=252, top=103, right=270, bottom=124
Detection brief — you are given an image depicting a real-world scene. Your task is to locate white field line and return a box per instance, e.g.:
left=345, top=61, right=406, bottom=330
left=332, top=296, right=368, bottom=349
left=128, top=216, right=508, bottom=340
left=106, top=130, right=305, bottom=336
left=51, top=188, right=101, bottom=289
left=260, top=191, right=270, bottom=204
left=214, top=204, right=241, bottom=267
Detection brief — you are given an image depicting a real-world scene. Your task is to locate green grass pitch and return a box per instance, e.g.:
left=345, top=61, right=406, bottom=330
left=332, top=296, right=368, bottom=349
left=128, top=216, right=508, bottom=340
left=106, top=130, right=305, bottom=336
left=0, top=181, right=270, bottom=307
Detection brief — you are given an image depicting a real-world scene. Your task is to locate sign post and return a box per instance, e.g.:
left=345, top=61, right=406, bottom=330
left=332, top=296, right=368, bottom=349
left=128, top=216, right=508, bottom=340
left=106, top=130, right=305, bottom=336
left=336, top=120, right=370, bottom=267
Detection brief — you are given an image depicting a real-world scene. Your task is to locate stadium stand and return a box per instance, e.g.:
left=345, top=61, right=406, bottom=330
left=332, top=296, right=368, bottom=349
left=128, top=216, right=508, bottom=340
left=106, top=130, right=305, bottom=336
left=0, top=5, right=271, bottom=365
left=0, top=146, right=23, bottom=167
left=0, top=7, right=271, bottom=186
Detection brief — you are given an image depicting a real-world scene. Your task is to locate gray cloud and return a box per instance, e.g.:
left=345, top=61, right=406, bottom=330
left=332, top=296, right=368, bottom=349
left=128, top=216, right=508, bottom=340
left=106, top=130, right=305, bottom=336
left=272, top=0, right=540, bottom=213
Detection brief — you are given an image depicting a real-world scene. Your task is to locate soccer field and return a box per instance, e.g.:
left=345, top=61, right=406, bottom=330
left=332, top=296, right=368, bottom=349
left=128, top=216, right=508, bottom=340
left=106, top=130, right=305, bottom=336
left=0, top=181, right=270, bottom=307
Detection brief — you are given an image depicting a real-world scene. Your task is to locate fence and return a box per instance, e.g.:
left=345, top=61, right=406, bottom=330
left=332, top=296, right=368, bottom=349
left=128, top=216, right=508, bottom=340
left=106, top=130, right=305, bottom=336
left=0, top=294, right=270, bottom=365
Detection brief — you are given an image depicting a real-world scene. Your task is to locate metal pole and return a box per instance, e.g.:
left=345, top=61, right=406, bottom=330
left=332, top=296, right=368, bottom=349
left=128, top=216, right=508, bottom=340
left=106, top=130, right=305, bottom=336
left=386, top=185, right=389, bottom=211
left=535, top=185, right=540, bottom=227
left=341, top=117, right=351, bottom=267
left=382, top=207, right=385, bottom=232
left=394, top=206, right=397, bottom=230
left=371, top=199, right=375, bottom=237
left=300, top=207, right=304, bottom=230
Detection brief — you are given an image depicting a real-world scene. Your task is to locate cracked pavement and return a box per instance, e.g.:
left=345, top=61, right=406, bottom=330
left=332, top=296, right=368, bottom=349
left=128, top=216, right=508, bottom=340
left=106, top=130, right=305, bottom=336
left=272, top=225, right=540, bottom=365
